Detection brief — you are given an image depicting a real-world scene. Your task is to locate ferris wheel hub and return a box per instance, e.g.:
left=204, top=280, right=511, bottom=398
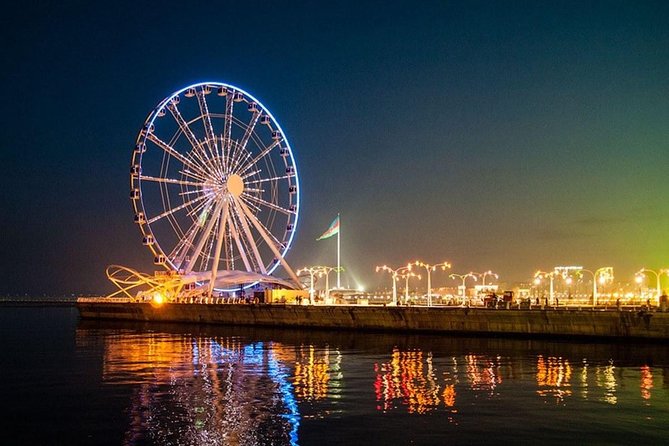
left=226, top=173, right=244, bottom=197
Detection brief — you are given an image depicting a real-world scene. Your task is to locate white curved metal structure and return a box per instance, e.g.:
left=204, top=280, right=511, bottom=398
left=129, top=82, right=301, bottom=293
left=106, top=265, right=298, bottom=301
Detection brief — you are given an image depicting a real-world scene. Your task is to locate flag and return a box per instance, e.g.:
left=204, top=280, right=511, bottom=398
left=317, top=215, right=339, bottom=240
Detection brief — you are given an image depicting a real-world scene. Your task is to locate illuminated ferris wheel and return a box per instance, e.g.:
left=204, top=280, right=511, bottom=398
left=129, top=82, right=301, bottom=291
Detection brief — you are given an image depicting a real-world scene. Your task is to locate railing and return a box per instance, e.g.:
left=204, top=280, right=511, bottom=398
left=76, top=296, right=133, bottom=303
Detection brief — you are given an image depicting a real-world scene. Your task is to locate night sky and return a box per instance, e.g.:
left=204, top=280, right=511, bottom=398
left=2, top=1, right=668, bottom=295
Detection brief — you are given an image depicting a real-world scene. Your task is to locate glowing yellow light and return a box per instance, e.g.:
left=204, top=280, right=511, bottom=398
left=152, top=291, right=165, bottom=305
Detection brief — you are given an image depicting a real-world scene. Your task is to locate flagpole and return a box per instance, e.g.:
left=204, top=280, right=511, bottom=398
left=337, top=213, right=341, bottom=289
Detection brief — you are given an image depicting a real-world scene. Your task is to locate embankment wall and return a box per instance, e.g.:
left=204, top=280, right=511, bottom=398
left=76, top=302, right=669, bottom=340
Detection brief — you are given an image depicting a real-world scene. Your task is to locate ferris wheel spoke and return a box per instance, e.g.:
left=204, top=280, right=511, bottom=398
left=231, top=199, right=267, bottom=274
left=199, top=219, right=218, bottom=272
left=228, top=139, right=249, bottom=172
left=179, top=188, right=206, bottom=197
left=186, top=144, right=217, bottom=179
left=184, top=196, right=209, bottom=219
left=168, top=102, right=204, bottom=155
left=223, top=93, right=234, bottom=167
left=241, top=198, right=262, bottom=215
left=173, top=195, right=217, bottom=266
left=241, top=169, right=262, bottom=180
left=241, top=111, right=261, bottom=147
left=245, top=174, right=294, bottom=186
left=186, top=196, right=215, bottom=220
left=219, top=135, right=232, bottom=176
left=242, top=193, right=294, bottom=216
left=140, top=175, right=211, bottom=188
left=146, top=132, right=208, bottom=177
left=234, top=196, right=300, bottom=284
left=238, top=140, right=280, bottom=175
left=170, top=217, right=203, bottom=268
left=229, top=112, right=260, bottom=173
left=227, top=141, right=247, bottom=176
left=195, top=88, right=225, bottom=174
left=180, top=168, right=209, bottom=183
left=146, top=193, right=211, bottom=225
left=170, top=220, right=199, bottom=268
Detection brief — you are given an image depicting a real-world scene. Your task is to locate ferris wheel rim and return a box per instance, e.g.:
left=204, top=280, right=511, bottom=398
left=130, top=81, right=301, bottom=280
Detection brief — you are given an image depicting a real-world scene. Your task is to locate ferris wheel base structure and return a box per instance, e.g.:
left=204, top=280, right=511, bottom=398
left=105, top=265, right=300, bottom=303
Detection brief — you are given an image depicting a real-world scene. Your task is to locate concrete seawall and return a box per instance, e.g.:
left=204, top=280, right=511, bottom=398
left=76, top=302, right=669, bottom=340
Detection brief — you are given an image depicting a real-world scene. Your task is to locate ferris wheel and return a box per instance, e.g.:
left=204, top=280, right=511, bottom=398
left=129, top=82, right=301, bottom=292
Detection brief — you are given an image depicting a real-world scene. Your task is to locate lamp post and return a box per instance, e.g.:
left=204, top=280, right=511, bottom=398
left=635, top=268, right=668, bottom=305
left=480, top=270, right=499, bottom=286
left=534, top=270, right=557, bottom=306
left=564, top=276, right=573, bottom=302
left=579, top=267, right=613, bottom=307
left=398, top=271, right=421, bottom=304
left=635, top=274, right=645, bottom=302
left=449, top=272, right=478, bottom=306
left=376, top=264, right=410, bottom=306
left=315, top=265, right=344, bottom=303
left=413, top=260, right=451, bottom=307
left=297, top=266, right=327, bottom=304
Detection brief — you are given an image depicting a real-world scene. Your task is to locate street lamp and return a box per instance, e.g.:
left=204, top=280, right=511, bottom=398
left=534, top=270, right=557, bottom=305
left=564, top=276, right=573, bottom=302
left=479, top=270, right=499, bottom=286
left=413, top=260, right=451, bottom=307
left=376, top=264, right=411, bottom=305
left=297, top=266, right=322, bottom=304
left=635, top=268, right=669, bottom=305
left=399, top=271, right=421, bottom=304
left=315, top=265, right=344, bottom=302
left=579, top=267, right=613, bottom=307
left=449, top=272, right=478, bottom=306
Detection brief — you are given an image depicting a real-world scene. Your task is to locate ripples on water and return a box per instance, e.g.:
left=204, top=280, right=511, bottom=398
left=1, top=307, right=668, bottom=445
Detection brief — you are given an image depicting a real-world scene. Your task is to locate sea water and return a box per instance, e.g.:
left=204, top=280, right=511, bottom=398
left=1, top=306, right=668, bottom=445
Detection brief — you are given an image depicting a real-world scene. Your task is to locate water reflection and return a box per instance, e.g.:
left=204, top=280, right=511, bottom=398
left=292, top=345, right=338, bottom=401
left=640, top=365, right=653, bottom=401
left=76, top=321, right=669, bottom=444
left=100, top=333, right=300, bottom=445
left=373, top=348, right=441, bottom=413
left=536, top=355, right=572, bottom=401
left=596, top=361, right=618, bottom=405
left=465, top=354, right=503, bottom=393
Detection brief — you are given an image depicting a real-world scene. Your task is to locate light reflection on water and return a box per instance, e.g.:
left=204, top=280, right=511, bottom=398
left=101, top=334, right=300, bottom=445
left=73, top=320, right=669, bottom=445
left=3, top=308, right=669, bottom=445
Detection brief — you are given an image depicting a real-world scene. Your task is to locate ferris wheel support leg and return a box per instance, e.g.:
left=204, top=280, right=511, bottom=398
left=235, top=197, right=302, bottom=288
left=233, top=201, right=268, bottom=275
left=228, top=214, right=253, bottom=272
left=208, top=199, right=230, bottom=297
left=185, top=200, right=224, bottom=273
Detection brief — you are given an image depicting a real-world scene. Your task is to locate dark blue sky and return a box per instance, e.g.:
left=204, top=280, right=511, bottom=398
left=2, top=1, right=668, bottom=295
